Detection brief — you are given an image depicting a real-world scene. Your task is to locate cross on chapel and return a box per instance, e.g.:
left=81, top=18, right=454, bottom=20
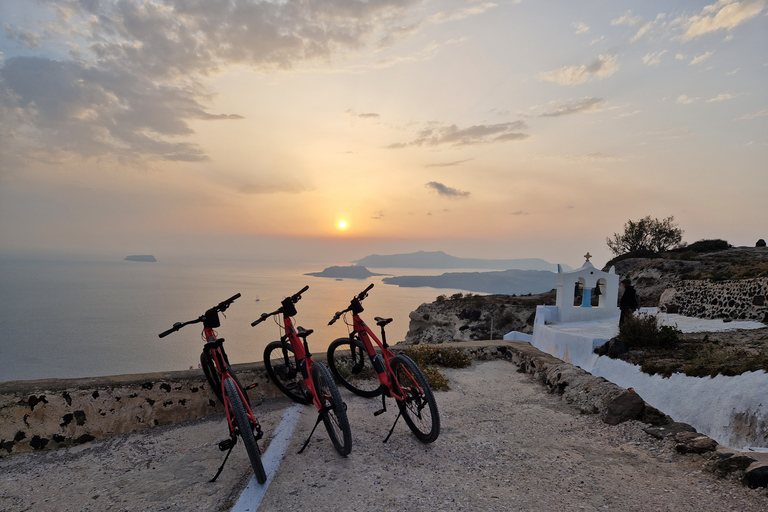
left=584, top=252, right=592, bottom=263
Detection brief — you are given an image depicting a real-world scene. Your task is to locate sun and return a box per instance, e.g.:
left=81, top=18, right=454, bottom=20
left=337, top=220, right=348, bottom=230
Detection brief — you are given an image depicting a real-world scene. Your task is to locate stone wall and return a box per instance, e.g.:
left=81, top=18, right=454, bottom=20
left=659, top=277, right=768, bottom=322
left=0, top=362, right=281, bottom=457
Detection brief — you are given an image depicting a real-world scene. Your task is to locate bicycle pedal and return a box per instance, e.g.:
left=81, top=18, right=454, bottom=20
left=373, top=409, right=386, bottom=416
left=218, top=439, right=235, bottom=451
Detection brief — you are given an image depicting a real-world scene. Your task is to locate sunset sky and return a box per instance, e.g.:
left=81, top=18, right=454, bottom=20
left=1, top=0, right=766, bottom=268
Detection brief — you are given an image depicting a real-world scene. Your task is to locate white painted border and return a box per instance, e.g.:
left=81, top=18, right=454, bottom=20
left=231, top=403, right=303, bottom=512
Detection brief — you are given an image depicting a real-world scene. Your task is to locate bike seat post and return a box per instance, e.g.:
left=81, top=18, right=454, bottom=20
left=380, top=325, right=389, bottom=349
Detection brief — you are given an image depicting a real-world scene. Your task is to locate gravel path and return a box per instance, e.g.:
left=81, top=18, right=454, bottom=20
left=1, top=360, right=766, bottom=512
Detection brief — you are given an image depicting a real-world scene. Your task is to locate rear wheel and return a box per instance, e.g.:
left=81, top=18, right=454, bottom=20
left=263, top=341, right=311, bottom=404
left=327, top=337, right=382, bottom=397
left=311, top=362, right=352, bottom=456
left=391, top=354, right=440, bottom=443
left=224, top=377, right=267, bottom=484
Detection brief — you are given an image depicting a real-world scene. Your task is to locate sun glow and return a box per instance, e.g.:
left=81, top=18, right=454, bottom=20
left=337, top=220, right=347, bottom=230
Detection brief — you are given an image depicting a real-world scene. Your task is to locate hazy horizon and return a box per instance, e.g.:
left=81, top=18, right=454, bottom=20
left=1, top=1, right=766, bottom=271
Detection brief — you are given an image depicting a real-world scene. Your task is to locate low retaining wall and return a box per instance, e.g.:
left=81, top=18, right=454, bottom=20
left=659, top=277, right=768, bottom=322
left=0, top=362, right=282, bottom=457
left=2, top=343, right=654, bottom=458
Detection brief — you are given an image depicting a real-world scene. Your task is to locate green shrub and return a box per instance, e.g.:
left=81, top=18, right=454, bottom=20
left=421, top=365, right=450, bottom=391
left=618, top=314, right=681, bottom=349
left=399, top=345, right=472, bottom=369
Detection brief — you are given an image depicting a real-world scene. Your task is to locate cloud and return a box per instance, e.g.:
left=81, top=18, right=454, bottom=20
left=676, top=94, right=698, bottom=104
left=573, top=22, right=590, bottom=34
left=510, top=211, right=529, bottom=216
left=739, top=109, right=768, bottom=120
left=706, top=93, right=736, bottom=102
left=345, top=109, right=380, bottom=119
left=0, top=0, right=426, bottom=170
left=611, top=11, right=644, bottom=26
left=642, top=50, right=667, bottom=66
left=425, top=158, right=474, bottom=168
left=680, top=0, right=767, bottom=41
left=538, top=55, right=618, bottom=86
left=425, top=181, right=470, bottom=198
left=539, top=97, right=604, bottom=117
left=391, top=121, right=529, bottom=148
left=690, top=51, right=714, bottom=65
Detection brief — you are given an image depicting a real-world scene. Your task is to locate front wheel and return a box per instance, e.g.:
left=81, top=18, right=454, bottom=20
left=390, top=354, right=440, bottom=443
left=263, top=341, right=311, bottom=404
left=327, top=337, right=382, bottom=398
left=311, top=362, right=352, bottom=456
left=224, top=378, right=267, bottom=484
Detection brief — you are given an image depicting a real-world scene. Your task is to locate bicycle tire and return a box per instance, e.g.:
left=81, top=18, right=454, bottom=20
left=201, top=350, right=223, bottom=402
left=390, top=354, right=440, bottom=443
left=224, top=377, right=267, bottom=484
left=202, top=350, right=251, bottom=406
left=311, top=362, right=352, bottom=456
left=327, top=337, right=382, bottom=398
left=263, top=341, right=311, bottom=404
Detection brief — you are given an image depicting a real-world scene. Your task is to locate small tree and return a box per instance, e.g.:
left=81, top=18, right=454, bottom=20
left=607, top=215, right=683, bottom=256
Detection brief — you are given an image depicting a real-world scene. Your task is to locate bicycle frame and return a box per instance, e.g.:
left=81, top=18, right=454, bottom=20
left=202, top=326, right=259, bottom=440
left=345, top=311, right=412, bottom=403
left=278, top=314, right=324, bottom=412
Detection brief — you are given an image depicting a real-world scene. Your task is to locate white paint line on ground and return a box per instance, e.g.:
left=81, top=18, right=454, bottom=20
left=231, top=403, right=303, bottom=512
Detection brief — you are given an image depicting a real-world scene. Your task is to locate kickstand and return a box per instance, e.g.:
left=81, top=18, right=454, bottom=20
left=298, top=411, right=324, bottom=454
left=383, top=409, right=402, bottom=443
left=209, top=442, right=235, bottom=483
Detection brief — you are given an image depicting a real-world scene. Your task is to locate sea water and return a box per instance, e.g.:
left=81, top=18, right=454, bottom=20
left=0, top=256, right=469, bottom=382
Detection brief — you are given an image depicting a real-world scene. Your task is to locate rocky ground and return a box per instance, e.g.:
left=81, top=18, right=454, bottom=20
left=1, top=360, right=766, bottom=512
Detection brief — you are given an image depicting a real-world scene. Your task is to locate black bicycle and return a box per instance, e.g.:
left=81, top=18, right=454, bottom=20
left=159, top=293, right=267, bottom=484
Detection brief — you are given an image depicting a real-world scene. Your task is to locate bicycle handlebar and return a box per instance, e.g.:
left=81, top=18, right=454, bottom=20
left=328, top=283, right=374, bottom=325
left=251, top=286, right=309, bottom=326
left=158, top=293, right=241, bottom=338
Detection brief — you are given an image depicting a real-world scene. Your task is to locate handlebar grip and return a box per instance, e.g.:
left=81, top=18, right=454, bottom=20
left=251, top=312, right=270, bottom=327
left=292, top=285, right=309, bottom=301
left=357, top=283, right=374, bottom=300
left=158, top=321, right=182, bottom=338
left=328, top=312, right=341, bottom=326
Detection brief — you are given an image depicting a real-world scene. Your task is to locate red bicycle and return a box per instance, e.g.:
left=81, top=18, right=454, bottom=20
left=159, top=293, right=267, bottom=484
left=252, top=286, right=352, bottom=456
left=327, top=284, right=440, bottom=443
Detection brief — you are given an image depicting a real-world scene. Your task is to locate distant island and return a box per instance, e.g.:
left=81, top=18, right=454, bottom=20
left=305, top=265, right=387, bottom=279
left=382, top=269, right=558, bottom=295
left=124, top=255, right=157, bottom=262
left=353, top=251, right=570, bottom=272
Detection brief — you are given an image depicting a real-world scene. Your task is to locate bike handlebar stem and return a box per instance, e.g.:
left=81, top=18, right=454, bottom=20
left=251, top=286, right=309, bottom=326
left=158, top=294, right=241, bottom=338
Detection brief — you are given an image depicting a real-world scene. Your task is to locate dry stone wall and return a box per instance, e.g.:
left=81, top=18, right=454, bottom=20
left=659, top=277, right=768, bottom=322
left=0, top=362, right=278, bottom=457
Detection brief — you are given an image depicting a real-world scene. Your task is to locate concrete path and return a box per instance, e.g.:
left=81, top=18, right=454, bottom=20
left=1, top=360, right=766, bottom=512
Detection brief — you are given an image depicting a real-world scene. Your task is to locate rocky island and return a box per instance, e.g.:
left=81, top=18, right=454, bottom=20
left=383, top=268, right=557, bottom=295
left=124, top=255, right=157, bottom=262
left=304, top=265, right=386, bottom=279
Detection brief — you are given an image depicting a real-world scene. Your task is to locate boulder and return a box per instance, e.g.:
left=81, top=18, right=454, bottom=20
left=602, top=390, right=645, bottom=425
left=707, top=453, right=757, bottom=478
left=674, top=432, right=718, bottom=454
left=742, top=464, right=768, bottom=489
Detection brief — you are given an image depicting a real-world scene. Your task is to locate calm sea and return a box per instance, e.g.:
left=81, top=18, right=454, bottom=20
left=0, top=256, right=470, bottom=382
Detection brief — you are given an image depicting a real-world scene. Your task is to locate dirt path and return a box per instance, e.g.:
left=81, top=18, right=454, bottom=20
left=2, top=360, right=766, bottom=512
